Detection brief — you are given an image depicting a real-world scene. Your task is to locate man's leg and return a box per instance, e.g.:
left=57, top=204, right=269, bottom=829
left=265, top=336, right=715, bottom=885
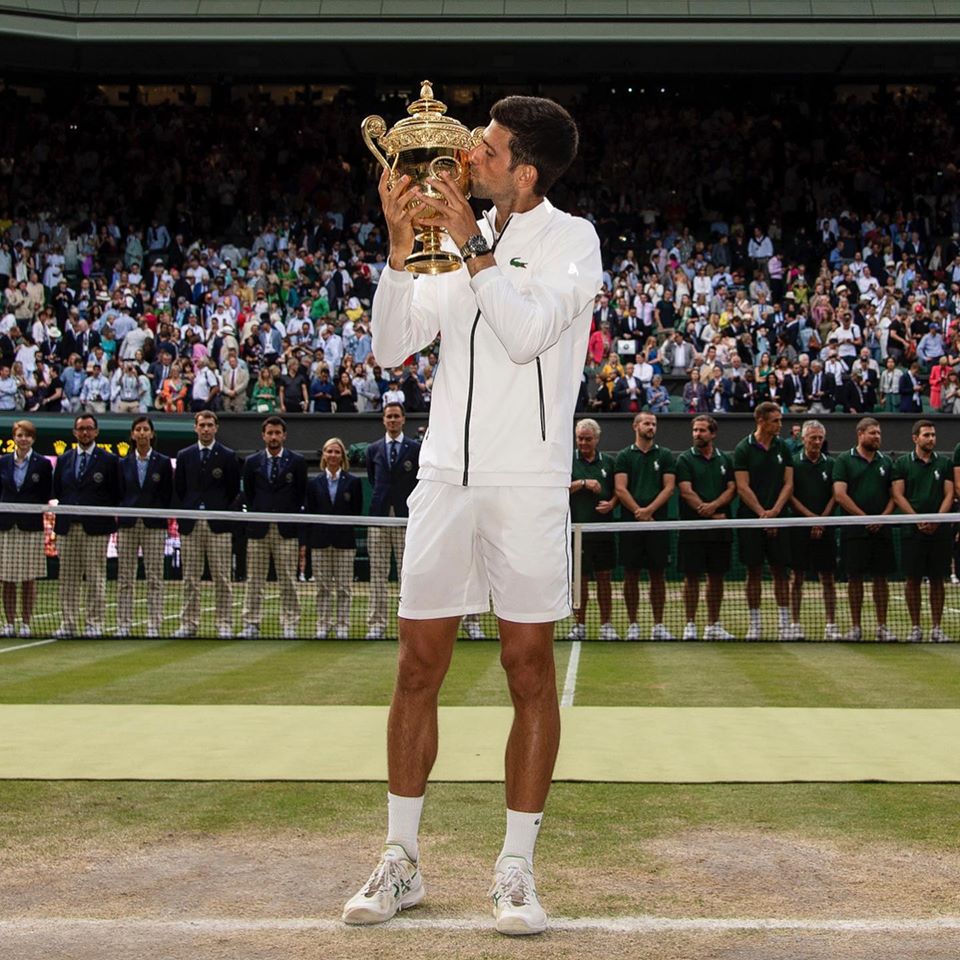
left=366, top=527, right=388, bottom=633
left=180, top=528, right=203, bottom=633
left=82, top=533, right=108, bottom=633
left=243, top=535, right=268, bottom=631
left=595, top=570, right=613, bottom=623
left=498, top=619, right=560, bottom=813
left=57, top=531, right=81, bottom=634
left=905, top=575, right=922, bottom=627
left=873, top=576, right=889, bottom=627
left=930, top=576, right=945, bottom=629
left=848, top=576, right=864, bottom=628
left=683, top=573, right=700, bottom=623
left=622, top=569, right=639, bottom=623
left=387, top=615, right=460, bottom=798
left=273, top=527, right=300, bottom=633
left=208, top=530, right=234, bottom=635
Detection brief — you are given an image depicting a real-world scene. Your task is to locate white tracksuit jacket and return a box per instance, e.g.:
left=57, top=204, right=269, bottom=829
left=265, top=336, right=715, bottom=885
left=371, top=197, right=602, bottom=488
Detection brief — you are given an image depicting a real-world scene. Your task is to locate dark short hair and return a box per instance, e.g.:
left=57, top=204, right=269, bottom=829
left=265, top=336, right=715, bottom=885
left=74, top=413, right=98, bottom=429
left=755, top=401, right=781, bottom=421
left=912, top=418, right=936, bottom=437
left=856, top=416, right=880, bottom=433
left=489, top=96, right=578, bottom=196
left=383, top=401, right=406, bottom=416
left=194, top=410, right=219, bottom=425
left=262, top=415, right=287, bottom=434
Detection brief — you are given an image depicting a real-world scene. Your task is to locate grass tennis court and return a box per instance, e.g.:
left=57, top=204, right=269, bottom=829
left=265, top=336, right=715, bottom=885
left=2, top=638, right=960, bottom=958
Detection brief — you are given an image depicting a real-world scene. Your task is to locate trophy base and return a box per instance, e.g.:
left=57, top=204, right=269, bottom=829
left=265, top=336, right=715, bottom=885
left=404, top=250, right=463, bottom=275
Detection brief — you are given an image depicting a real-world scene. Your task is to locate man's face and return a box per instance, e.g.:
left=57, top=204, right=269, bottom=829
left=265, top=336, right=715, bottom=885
left=691, top=419, right=714, bottom=449
left=634, top=414, right=657, bottom=442
left=383, top=406, right=405, bottom=437
left=74, top=418, right=98, bottom=446
left=760, top=410, right=782, bottom=436
left=625, top=363, right=635, bottom=378
left=915, top=426, right=936, bottom=455
left=194, top=416, right=218, bottom=445
left=468, top=120, right=526, bottom=202
left=575, top=427, right=598, bottom=460
left=263, top=423, right=286, bottom=455
left=859, top=424, right=882, bottom=452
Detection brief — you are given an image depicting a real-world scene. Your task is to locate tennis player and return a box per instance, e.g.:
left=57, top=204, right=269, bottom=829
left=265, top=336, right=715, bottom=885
left=342, top=95, right=601, bottom=935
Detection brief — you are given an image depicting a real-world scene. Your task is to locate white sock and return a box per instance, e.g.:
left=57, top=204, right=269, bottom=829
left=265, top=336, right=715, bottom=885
left=498, top=809, right=543, bottom=868
left=386, top=792, right=424, bottom=861
left=778, top=606, right=789, bottom=627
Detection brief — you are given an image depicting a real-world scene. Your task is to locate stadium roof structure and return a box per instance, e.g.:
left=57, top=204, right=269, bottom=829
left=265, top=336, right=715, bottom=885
left=0, top=0, right=958, bottom=78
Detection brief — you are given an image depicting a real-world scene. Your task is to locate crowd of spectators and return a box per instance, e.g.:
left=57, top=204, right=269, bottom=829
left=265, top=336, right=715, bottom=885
left=0, top=82, right=958, bottom=418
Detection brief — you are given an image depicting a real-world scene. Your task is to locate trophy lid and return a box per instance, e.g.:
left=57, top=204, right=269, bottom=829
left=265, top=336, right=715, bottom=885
left=377, top=80, right=476, bottom=155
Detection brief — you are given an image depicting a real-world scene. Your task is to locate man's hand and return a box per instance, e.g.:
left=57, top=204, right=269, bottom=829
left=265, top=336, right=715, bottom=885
left=584, top=478, right=602, bottom=494
left=595, top=499, right=616, bottom=515
left=696, top=501, right=716, bottom=518
left=378, top=169, right=418, bottom=271
left=634, top=506, right=653, bottom=522
left=412, top=171, right=480, bottom=249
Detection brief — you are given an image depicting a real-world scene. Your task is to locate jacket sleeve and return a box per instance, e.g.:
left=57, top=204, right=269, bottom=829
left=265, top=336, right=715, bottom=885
left=370, top=266, right=442, bottom=367
left=470, top=218, right=602, bottom=364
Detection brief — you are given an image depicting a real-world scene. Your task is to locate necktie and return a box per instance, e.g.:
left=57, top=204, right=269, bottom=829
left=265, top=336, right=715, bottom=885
left=201, top=447, right=210, bottom=468
left=77, top=450, right=87, bottom=480
left=389, top=441, right=398, bottom=468
left=270, top=456, right=279, bottom=484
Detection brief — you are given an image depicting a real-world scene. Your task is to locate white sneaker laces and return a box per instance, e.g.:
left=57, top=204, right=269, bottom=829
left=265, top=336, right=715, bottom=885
left=363, top=852, right=411, bottom=899
left=490, top=863, right=533, bottom=907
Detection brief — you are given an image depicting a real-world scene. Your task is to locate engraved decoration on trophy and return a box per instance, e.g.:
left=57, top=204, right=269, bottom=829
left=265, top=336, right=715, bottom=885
left=362, top=80, right=484, bottom=274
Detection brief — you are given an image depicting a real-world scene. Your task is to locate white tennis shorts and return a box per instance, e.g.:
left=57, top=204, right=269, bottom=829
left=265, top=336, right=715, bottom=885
left=397, top=480, right=572, bottom=623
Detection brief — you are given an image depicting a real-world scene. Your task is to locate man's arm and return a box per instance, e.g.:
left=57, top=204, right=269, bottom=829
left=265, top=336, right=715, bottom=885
left=734, top=470, right=767, bottom=516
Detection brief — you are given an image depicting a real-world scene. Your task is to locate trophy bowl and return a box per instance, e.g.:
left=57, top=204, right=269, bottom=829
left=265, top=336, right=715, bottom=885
left=362, top=81, right=484, bottom=275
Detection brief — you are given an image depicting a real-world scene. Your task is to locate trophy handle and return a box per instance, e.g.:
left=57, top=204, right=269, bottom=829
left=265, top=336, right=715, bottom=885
left=469, top=125, right=485, bottom=148
left=361, top=116, right=391, bottom=174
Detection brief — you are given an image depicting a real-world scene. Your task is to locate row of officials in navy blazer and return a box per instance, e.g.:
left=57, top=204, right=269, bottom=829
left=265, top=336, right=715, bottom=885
left=0, top=402, right=420, bottom=639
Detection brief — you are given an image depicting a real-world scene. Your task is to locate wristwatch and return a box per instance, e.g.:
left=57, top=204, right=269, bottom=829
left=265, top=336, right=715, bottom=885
left=459, top=234, right=491, bottom=261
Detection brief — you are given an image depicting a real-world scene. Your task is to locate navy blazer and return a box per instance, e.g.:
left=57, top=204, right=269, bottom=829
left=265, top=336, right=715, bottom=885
left=0, top=451, right=53, bottom=532
left=366, top=436, right=420, bottom=518
left=898, top=371, right=922, bottom=413
left=52, top=446, right=120, bottom=535
left=117, top=450, right=174, bottom=529
left=174, top=441, right=241, bottom=535
left=302, top=471, right=363, bottom=550
left=241, top=448, right=308, bottom=539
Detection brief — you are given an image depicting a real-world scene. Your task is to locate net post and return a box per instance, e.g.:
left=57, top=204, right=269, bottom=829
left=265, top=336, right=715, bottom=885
left=572, top=522, right=583, bottom=611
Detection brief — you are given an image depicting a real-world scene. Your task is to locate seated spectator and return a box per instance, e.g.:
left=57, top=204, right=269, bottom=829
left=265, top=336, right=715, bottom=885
left=249, top=367, right=279, bottom=413
left=157, top=363, right=189, bottom=414
left=646, top=375, right=671, bottom=414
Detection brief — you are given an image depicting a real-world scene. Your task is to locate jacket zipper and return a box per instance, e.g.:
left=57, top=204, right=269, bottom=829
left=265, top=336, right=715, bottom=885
left=535, top=356, right=546, bottom=441
left=462, top=217, right=511, bottom=486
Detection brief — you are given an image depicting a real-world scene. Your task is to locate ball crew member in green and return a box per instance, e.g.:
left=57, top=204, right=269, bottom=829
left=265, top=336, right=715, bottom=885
left=614, top=412, right=676, bottom=641
left=831, top=417, right=897, bottom=642
left=568, top=419, right=618, bottom=641
left=891, top=419, right=953, bottom=643
left=732, top=401, right=794, bottom=641
left=787, top=420, right=841, bottom=642
left=675, top=415, right=737, bottom=641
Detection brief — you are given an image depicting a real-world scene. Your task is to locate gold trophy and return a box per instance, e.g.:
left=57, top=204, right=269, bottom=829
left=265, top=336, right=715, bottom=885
left=362, top=80, right=483, bottom=275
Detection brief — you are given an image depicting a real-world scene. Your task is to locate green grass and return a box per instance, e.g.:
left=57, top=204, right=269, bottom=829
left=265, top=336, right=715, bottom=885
left=2, top=781, right=959, bottom=859
left=2, top=638, right=959, bottom=707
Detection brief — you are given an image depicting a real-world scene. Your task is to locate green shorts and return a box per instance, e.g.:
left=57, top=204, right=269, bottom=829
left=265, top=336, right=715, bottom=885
left=737, top=526, right=792, bottom=569
left=678, top=536, right=732, bottom=576
left=842, top=530, right=895, bottom=579
left=789, top=526, right=838, bottom=574
left=580, top=532, right=616, bottom=577
left=900, top=532, right=952, bottom=580
left=620, top=526, right=670, bottom=572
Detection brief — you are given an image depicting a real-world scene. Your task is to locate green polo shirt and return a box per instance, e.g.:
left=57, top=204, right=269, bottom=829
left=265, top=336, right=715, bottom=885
left=613, top=443, right=676, bottom=520
left=791, top=452, right=834, bottom=517
left=732, top=433, right=792, bottom=519
left=893, top=451, right=952, bottom=537
left=675, top=446, right=734, bottom=522
left=570, top=451, right=616, bottom=524
left=832, top=447, right=894, bottom=537
left=952, top=442, right=960, bottom=470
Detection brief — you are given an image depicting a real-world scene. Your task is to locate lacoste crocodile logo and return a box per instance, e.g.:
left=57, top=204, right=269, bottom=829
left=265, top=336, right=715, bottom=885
left=510, top=257, right=527, bottom=268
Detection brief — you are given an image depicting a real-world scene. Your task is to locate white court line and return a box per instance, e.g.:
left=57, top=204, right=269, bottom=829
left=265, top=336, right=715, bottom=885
left=561, top=640, right=581, bottom=707
left=0, top=638, right=58, bottom=654
left=2, top=915, right=960, bottom=935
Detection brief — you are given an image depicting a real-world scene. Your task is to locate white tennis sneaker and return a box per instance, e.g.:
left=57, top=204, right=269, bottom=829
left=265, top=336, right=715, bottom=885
left=824, top=622, right=842, bottom=641
left=682, top=621, right=698, bottom=641
left=930, top=626, right=949, bottom=643
left=342, top=844, right=424, bottom=925
left=704, top=622, right=735, bottom=641
left=650, top=623, right=675, bottom=641
left=598, top=622, right=620, bottom=642
left=466, top=620, right=487, bottom=640
left=906, top=626, right=923, bottom=643
left=625, top=622, right=641, bottom=641
left=566, top=623, right=586, bottom=641
left=875, top=625, right=899, bottom=643
left=745, top=622, right=762, bottom=641
left=489, top=856, right=547, bottom=936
